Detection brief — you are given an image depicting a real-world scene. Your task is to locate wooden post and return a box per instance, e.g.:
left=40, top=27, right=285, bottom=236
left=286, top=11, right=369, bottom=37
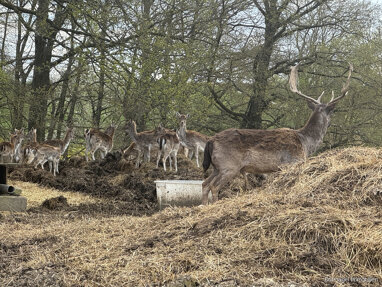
left=0, top=165, right=7, bottom=184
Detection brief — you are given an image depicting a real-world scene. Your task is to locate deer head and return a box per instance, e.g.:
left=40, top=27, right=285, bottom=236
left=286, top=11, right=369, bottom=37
left=289, top=63, right=353, bottom=123
left=154, top=123, right=166, bottom=136
left=66, top=127, right=76, bottom=140
left=26, top=128, right=37, bottom=143
left=125, top=120, right=138, bottom=136
left=105, top=124, right=116, bottom=137
left=176, top=112, right=189, bottom=130
left=289, top=63, right=353, bottom=155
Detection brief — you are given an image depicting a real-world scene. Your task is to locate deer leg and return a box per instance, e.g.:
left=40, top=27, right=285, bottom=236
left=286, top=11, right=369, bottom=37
left=162, top=150, right=171, bottom=171
left=55, top=158, right=59, bottom=175
left=210, top=170, right=238, bottom=203
left=40, top=159, right=47, bottom=170
left=184, top=147, right=189, bottom=158
left=168, top=151, right=173, bottom=171
left=202, top=169, right=218, bottom=205
left=195, top=146, right=200, bottom=167
left=147, top=146, right=151, bottom=162
left=156, top=149, right=162, bottom=168
left=34, top=157, right=43, bottom=170
left=162, top=155, right=167, bottom=171
left=241, top=171, right=249, bottom=191
left=91, top=149, right=96, bottom=161
left=188, top=149, right=194, bottom=160
left=172, top=151, right=178, bottom=172
left=136, top=150, right=142, bottom=168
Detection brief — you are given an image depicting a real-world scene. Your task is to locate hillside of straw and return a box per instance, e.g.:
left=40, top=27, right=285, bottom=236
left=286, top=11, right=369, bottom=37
left=1, top=147, right=382, bottom=286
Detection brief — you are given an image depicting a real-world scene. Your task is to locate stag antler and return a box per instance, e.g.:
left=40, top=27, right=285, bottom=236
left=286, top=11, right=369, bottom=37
left=328, top=63, right=353, bottom=105
left=289, top=64, right=322, bottom=104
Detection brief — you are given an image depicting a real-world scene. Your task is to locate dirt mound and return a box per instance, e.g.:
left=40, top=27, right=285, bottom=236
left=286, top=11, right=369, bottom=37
left=41, top=196, right=69, bottom=210
left=8, top=152, right=206, bottom=216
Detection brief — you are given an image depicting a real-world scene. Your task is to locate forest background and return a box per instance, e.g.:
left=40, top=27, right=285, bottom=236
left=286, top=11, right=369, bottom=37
left=0, top=0, right=381, bottom=154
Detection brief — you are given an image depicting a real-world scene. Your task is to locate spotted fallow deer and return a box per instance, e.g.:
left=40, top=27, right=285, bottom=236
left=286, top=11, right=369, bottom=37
left=202, top=63, right=353, bottom=204
left=16, top=128, right=37, bottom=163
left=84, top=124, right=116, bottom=161
left=176, top=112, right=210, bottom=167
left=0, top=129, right=24, bottom=163
left=125, top=120, right=165, bottom=167
left=44, top=127, right=75, bottom=156
left=31, top=144, right=61, bottom=176
left=155, top=126, right=180, bottom=172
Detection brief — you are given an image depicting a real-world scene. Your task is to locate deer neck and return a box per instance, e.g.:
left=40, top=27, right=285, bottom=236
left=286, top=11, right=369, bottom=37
left=178, top=123, right=187, bottom=139
left=108, top=128, right=115, bottom=138
left=297, top=111, right=329, bottom=156
left=12, top=137, right=23, bottom=155
left=127, top=126, right=138, bottom=143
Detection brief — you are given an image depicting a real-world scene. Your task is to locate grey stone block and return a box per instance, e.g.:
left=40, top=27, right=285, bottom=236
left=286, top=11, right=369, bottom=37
left=0, top=196, right=27, bottom=212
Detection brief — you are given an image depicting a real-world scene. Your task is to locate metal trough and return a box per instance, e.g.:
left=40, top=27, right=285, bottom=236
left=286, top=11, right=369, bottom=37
left=154, top=180, right=208, bottom=209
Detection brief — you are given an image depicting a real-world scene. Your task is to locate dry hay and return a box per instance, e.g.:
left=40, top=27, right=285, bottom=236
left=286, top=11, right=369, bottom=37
left=9, top=180, right=100, bottom=208
left=1, top=147, right=382, bottom=286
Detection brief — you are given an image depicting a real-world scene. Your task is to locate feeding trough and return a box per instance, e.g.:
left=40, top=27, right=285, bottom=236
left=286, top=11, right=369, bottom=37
left=154, top=180, right=209, bottom=209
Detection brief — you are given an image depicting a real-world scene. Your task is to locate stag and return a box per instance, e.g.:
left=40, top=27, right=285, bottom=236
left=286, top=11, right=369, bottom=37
left=202, top=63, right=353, bottom=204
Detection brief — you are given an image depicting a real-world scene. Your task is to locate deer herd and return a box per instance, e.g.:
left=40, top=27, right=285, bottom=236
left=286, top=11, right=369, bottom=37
left=0, top=64, right=353, bottom=204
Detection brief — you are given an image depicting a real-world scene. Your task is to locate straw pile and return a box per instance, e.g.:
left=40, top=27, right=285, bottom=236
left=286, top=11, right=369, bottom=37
left=1, top=147, right=382, bottom=286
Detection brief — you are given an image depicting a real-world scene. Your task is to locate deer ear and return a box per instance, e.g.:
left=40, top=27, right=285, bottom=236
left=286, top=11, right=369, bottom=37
left=306, top=100, right=316, bottom=111
left=186, top=114, right=190, bottom=118
left=175, top=112, right=180, bottom=118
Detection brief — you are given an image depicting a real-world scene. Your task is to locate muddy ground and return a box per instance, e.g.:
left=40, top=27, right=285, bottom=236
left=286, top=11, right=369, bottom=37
left=8, top=152, right=263, bottom=216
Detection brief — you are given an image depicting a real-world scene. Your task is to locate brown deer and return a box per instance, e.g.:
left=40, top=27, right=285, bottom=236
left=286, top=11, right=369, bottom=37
left=202, top=63, right=353, bottom=204
left=155, top=127, right=180, bottom=172
left=16, top=128, right=37, bottom=163
left=31, top=144, right=61, bottom=176
left=85, top=124, right=116, bottom=161
left=176, top=112, right=210, bottom=167
left=43, top=127, right=75, bottom=156
left=0, top=129, right=24, bottom=163
left=125, top=120, right=164, bottom=167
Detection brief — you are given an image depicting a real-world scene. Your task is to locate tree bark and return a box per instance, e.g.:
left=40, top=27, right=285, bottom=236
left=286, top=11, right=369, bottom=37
left=28, top=0, right=68, bottom=141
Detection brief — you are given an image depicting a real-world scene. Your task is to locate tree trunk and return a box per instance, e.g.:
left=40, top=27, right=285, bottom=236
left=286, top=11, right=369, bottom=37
left=67, top=63, right=83, bottom=127
left=28, top=0, right=52, bottom=140
left=241, top=3, right=278, bottom=129
left=56, top=56, right=74, bottom=138
left=94, top=54, right=105, bottom=128
left=0, top=9, right=9, bottom=67
left=28, top=0, right=67, bottom=141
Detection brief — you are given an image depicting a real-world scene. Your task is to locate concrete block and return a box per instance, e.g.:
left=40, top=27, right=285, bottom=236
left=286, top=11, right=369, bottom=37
left=0, top=196, right=27, bottom=212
